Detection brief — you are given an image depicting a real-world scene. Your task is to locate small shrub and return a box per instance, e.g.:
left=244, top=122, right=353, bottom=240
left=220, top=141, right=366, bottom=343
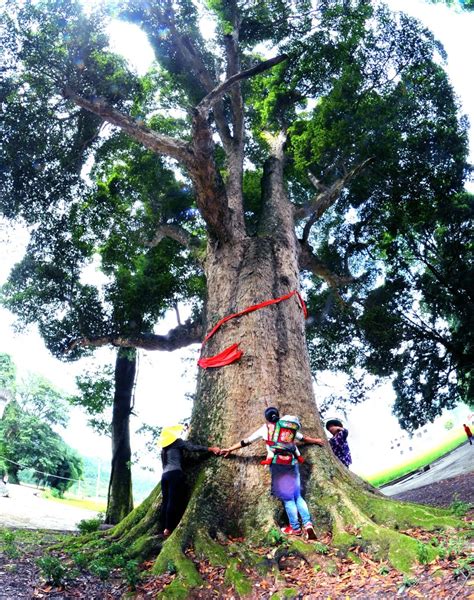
left=123, top=559, right=141, bottom=590
left=312, top=542, right=329, bottom=555
left=1, top=530, right=19, bottom=558
left=378, top=565, right=390, bottom=575
left=110, top=553, right=126, bottom=568
left=402, top=575, right=418, bottom=587
left=166, top=560, right=177, bottom=574
left=446, top=537, right=465, bottom=557
left=1, top=530, right=16, bottom=545
left=36, top=556, right=68, bottom=586
left=449, top=496, right=472, bottom=518
left=416, top=541, right=430, bottom=564
left=72, top=551, right=90, bottom=570
left=5, top=544, right=20, bottom=559
left=89, top=558, right=112, bottom=581
left=107, top=542, right=126, bottom=556
left=77, top=515, right=104, bottom=534
left=265, top=527, right=284, bottom=545
left=453, top=556, right=474, bottom=578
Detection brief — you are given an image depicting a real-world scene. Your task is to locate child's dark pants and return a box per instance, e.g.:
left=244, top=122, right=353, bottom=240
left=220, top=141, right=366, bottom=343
left=160, top=470, right=186, bottom=532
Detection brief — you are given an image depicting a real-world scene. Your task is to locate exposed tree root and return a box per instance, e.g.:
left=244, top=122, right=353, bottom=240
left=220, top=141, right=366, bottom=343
left=153, top=529, right=203, bottom=599
left=53, top=456, right=466, bottom=596
left=320, top=482, right=461, bottom=573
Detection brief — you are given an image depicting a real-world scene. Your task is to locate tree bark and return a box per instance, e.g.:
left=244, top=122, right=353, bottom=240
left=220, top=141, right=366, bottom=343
left=74, top=127, right=461, bottom=599
left=93, top=156, right=460, bottom=595
left=184, top=144, right=364, bottom=536
left=105, top=348, right=136, bottom=524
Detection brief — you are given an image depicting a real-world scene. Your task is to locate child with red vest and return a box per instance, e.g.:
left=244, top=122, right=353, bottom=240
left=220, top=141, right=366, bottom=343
left=222, top=407, right=325, bottom=538
left=253, top=410, right=303, bottom=465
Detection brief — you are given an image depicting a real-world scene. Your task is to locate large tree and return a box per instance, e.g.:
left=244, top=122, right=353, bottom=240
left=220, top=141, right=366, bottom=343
left=0, top=355, right=83, bottom=493
left=0, top=0, right=469, bottom=588
left=1, top=141, right=202, bottom=522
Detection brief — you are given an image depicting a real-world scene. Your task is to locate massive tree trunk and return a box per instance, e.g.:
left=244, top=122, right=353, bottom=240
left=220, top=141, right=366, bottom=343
left=60, top=33, right=461, bottom=594
left=105, top=347, right=136, bottom=524
left=103, top=151, right=459, bottom=596
left=188, top=154, right=321, bottom=536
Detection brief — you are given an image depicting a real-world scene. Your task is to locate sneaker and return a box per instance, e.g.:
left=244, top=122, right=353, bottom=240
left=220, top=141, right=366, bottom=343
left=304, top=523, right=317, bottom=540
left=260, top=458, right=272, bottom=465
left=281, top=525, right=302, bottom=536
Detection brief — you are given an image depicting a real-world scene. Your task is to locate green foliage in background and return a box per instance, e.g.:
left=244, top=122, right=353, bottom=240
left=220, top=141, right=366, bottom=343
left=0, top=0, right=471, bottom=433
left=0, top=353, right=82, bottom=495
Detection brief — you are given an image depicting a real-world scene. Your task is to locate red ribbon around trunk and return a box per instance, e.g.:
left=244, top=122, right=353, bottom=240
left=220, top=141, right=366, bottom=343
left=198, top=290, right=308, bottom=369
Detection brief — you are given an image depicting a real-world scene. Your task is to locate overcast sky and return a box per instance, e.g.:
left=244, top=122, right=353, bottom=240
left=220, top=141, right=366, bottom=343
left=0, top=0, right=473, bottom=477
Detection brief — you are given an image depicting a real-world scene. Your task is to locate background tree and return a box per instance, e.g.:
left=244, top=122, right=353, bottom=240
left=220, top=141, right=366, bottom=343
left=0, top=401, right=83, bottom=494
left=16, top=372, right=69, bottom=428
left=0, top=355, right=82, bottom=494
left=1, top=137, right=203, bottom=522
left=0, top=352, right=16, bottom=472
left=0, top=0, right=469, bottom=584
left=428, top=0, right=473, bottom=10
left=0, top=353, right=16, bottom=396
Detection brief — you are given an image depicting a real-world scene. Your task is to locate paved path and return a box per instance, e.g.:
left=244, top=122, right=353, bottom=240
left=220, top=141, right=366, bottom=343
left=381, top=441, right=473, bottom=497
left=0, top=483, right=99, bottom=531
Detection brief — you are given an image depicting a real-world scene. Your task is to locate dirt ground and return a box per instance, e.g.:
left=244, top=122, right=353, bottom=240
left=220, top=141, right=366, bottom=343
left=392, top=472, right=474, bottom=507
left=0, top=522, right=472, bottom=600
left=0, top=475, right=472, bottom=599
left=0, top=484, right=99, bottom=531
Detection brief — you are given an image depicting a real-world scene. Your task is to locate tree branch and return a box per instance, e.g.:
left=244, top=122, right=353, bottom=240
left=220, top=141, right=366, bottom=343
left=299, top=241, right=355, bottom=296
left=196, top=54, right=288, bottom=117
left=224, top=30, right=244, bottom=147
left=295, top=158, right=374, bottom=243
left=64, top=319, right=203, bottom=354
left=146, top=224, right=201, bottom=250
left=62, top=87, right=194, bottom=167
left=172, top=32, right=234, bottom=151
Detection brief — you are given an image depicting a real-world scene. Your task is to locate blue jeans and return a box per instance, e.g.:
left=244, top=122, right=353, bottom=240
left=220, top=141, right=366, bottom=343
left=283, top=493, right=312, bottom=531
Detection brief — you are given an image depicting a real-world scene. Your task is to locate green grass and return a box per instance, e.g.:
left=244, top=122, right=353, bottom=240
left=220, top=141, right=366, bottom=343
left=0, top=528, right=70, bottom=552
left=365, top=431, right=467, bottom=488
left=41, top=491, right=106, bottom=513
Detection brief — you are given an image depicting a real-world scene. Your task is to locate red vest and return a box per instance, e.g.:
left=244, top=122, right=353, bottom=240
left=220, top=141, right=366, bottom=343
left=266, top=419, right=299, bottom=465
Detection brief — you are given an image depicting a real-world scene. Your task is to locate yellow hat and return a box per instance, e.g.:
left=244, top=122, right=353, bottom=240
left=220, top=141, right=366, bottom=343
left=158, top=425, right=184, bottom=448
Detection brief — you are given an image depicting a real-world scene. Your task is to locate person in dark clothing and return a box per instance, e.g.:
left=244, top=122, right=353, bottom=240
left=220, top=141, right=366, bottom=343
left=159, top=425, right=220, bottom=536
left=326, top=418, right=352, bottom=468
left=463, top=424, right=473, bottom=445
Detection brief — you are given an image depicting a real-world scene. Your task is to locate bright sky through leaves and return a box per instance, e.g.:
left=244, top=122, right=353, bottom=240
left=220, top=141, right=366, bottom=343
left=0, top=0, right=473, bottom=476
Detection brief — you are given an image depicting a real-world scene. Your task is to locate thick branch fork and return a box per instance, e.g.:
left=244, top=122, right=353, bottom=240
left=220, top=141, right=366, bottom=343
left=299, top=241, right=355, bottom=288
left=295, top=158, right=374, bottom=242
left=196, top=54, right=288, bottom=117
left=62, top=87, right=194, bottom=166
left=146, top=224, right=201, bottom=250
left=64, top=320, right=203, bottom=353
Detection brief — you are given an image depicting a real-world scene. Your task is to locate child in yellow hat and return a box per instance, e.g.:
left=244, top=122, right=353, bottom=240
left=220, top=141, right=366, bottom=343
left=159, top=424, right=220, bottom=536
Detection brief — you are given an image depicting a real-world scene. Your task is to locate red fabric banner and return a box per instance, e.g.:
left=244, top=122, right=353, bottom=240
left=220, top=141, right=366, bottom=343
left=198, top=290, right=307, bottom=369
